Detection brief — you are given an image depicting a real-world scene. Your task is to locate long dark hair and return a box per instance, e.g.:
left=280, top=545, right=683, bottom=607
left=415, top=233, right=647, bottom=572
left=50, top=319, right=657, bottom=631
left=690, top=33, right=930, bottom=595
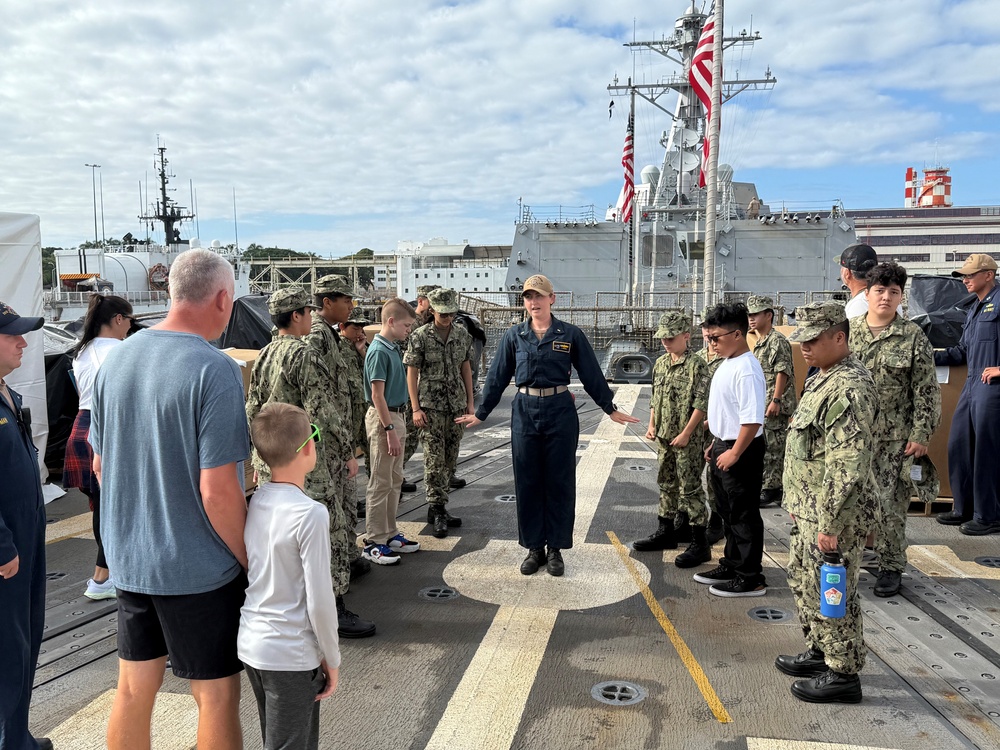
left=73, top=294, right=134, bottom=357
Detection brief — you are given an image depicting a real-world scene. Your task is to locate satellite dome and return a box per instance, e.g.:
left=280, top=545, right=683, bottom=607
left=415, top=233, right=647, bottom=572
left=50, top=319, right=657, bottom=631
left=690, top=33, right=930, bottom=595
left=640, top=165, right=661, bottom=186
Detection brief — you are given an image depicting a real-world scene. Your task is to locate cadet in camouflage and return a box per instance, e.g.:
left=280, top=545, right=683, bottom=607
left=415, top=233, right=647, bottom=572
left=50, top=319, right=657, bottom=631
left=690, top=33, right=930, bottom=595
left=747, top=295, right=797, bottom=506
left=777, top=301, right=879, bottom=704
left=401, top=286, right=439, bottom=481
left=697, top=324, right=726, bottom=544
left=339, top=307, right=371, bottom=475
left=848, top=262, right=940, bottom=598
left=403, top=288, right=475, bottom=537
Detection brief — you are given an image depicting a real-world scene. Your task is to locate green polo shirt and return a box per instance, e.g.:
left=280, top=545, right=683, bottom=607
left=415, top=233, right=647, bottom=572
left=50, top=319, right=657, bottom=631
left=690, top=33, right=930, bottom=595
left=363, top=334, right=408, bottom=408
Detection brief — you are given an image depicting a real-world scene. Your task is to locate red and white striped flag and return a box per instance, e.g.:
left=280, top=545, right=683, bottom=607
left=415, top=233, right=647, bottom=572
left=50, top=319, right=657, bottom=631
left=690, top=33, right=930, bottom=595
left=689, top=7, right=717, bottom=188
left=621, top=113, right=634, bottom=223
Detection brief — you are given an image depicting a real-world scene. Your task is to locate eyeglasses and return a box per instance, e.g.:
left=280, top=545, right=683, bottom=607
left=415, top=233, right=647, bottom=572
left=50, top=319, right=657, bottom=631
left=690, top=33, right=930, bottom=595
left=296, top=423, right=322, bottom=453
left=958, top=270, right=989, bottom=279
left=706, top=329, right=740, bottom=344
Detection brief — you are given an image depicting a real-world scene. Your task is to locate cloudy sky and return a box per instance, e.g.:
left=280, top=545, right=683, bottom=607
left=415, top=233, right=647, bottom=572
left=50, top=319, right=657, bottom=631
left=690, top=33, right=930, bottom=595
left=2, top=0, right=998, bottom=257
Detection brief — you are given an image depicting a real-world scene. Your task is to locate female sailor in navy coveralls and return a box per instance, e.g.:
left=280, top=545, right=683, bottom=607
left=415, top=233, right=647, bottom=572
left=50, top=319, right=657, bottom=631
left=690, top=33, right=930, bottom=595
left=456, top=275, right=638, bottom=576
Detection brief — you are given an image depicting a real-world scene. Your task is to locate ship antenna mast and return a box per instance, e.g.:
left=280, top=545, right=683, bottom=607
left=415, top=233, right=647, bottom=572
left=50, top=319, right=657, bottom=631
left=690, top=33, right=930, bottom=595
left=139, top=139, right=195, bottom=246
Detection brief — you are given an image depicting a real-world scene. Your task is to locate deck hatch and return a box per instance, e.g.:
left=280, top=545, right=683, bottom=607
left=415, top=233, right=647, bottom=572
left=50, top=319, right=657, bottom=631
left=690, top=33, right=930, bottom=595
left=418, top=586, right=460, bottom=602
left=494, top=494, right=516, bottom=503
left=747, top=607, right=792, bottom=623
left=590, top=681, right=647, bottom=706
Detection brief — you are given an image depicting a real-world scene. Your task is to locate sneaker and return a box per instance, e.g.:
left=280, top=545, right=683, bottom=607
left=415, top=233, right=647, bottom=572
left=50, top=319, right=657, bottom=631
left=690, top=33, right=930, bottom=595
left=692, top=564, right=737, bottom=585
left=362, top=543, right=401, bottom=565
left=84, top=578, right=117, bottom=601
left=388, top=533, right=420, bottom=553
left=709, top=575, right=767, bottom=598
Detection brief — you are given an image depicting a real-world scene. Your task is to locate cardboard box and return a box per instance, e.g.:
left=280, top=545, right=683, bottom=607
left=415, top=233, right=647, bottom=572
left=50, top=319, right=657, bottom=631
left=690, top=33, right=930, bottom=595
left=222, top=348, right=261, bottom=396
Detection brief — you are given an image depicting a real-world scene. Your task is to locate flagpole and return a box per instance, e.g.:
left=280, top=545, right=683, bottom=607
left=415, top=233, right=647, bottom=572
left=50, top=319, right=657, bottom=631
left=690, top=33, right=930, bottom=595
left=702, top=0, right=723, bottom=309
left=628, top=83, right=638, bottom=308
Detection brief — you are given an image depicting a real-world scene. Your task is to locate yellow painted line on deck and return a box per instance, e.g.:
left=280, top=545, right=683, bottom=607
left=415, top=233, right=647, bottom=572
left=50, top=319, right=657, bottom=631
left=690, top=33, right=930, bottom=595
left=908, top=544, right=1000, bottom=581
left=747, top=740, right=900, bottom=750
left=49, top=689, right=198, bottom=749
left=608, top=530, right=733, bottom=724
left=46, top=512, right=95, bottom=545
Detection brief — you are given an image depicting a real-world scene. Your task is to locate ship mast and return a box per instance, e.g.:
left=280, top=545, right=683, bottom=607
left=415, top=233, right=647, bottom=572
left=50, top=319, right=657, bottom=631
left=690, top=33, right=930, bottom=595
left=139, top=141, right=195, bottom=246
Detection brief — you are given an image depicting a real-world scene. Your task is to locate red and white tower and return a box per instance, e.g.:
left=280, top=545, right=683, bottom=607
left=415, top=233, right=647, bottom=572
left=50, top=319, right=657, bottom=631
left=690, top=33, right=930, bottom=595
left=904, top=167, right=918, bottom=208
left=917, top=166, right=952, bottom=208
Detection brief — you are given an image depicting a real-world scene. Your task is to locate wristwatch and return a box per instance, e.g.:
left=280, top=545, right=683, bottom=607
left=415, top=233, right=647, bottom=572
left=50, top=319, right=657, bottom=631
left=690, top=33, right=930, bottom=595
left=383, top=423, right=395, bottom=431
left=771, top=397, right=782, bottom=404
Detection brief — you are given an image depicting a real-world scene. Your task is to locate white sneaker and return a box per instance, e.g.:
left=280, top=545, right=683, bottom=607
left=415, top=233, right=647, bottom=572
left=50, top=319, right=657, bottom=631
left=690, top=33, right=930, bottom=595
left=388, top=534, right=420, bottom=553
left=84, top=578, right=117, bottom=600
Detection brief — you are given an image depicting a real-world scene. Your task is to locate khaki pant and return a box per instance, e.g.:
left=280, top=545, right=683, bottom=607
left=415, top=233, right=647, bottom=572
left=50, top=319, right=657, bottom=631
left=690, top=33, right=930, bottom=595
left=364, top=408, right=407, bottom=545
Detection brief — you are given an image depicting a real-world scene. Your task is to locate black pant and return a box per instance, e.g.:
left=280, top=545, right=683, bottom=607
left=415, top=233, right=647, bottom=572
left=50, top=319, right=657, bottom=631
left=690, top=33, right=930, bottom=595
left=246, top=665, right=325, bottom=750
left=709, top=435, right=766, bottom=581
left=84, top=486, right=107, bottom=570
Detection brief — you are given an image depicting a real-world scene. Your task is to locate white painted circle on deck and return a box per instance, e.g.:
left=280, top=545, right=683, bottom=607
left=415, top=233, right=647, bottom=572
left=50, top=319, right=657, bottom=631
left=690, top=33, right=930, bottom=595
left=443, top=539, right=650, bottom=610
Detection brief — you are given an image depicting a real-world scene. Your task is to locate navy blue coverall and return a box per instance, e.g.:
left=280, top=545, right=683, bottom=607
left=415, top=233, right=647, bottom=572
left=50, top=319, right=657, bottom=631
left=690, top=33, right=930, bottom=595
left=935, top=282, right=1000, bottom=524
left=477, top=316, right=616, bottom=550
left=0, top=387, right=46, bottom=750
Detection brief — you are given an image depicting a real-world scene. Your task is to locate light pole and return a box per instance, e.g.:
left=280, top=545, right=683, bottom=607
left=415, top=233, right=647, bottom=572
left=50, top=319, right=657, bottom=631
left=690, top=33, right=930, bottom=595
left=85, top=163, right=101, bottom=274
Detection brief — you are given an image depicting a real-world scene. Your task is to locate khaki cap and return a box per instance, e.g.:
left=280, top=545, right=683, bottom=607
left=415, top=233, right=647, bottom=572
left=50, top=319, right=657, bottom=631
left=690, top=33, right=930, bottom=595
left=655, top=311, right=690, bottom=338
left=746, top=295, right=775, bottom=314
left=427, top=287, right=459, bottom=314
left=268, top=287, right=314, bottom=315
left=416, top=284, right=441, bottom=298
left=789, top=301, right=847, bottom=343
left=521, top=274, right=554, bottom=296
left=315, top=274, right=353, bottom=296
left=951, top=253, right=998, bottom=278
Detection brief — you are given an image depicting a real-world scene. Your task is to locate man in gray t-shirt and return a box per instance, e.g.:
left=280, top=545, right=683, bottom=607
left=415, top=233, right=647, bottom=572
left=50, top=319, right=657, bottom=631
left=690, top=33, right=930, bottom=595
left=89, top=250, right=250, bottom=750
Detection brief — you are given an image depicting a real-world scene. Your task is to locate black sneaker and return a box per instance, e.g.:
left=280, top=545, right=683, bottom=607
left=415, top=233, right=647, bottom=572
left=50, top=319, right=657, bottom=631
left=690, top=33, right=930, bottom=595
left=401, top=480, right=417, bottom=493
left=692, top=564, right=737, bottom=585
left=708, top=575, right=767, bottom=598
left=449, top=476, right=467, bottom=489
left=873, top=569, right=901, bottom=597
left=791, top=670, right=862, bottom=704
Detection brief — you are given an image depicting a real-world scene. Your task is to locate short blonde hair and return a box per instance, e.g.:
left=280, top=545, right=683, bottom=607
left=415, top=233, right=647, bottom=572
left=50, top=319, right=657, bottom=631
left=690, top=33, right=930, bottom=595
left=380, top=297, right=415, bottom=323
left=250, top=402, right=312, bottom=470
left=168, top=249, right=235, bottom=303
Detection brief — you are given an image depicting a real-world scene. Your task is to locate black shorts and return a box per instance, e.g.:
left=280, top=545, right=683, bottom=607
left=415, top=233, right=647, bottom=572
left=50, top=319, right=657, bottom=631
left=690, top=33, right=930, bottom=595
left=117, top=572, right=248, bottom=680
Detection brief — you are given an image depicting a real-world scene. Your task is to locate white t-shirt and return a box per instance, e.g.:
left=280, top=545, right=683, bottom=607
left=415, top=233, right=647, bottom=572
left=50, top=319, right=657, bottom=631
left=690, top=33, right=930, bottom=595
left=238, top=482, right=342, bottom=672
left=707, top=351, right=765, bottom=441
left=73, top=337, right=122, bottom=410
left=844, top=291, right=868, bottom=319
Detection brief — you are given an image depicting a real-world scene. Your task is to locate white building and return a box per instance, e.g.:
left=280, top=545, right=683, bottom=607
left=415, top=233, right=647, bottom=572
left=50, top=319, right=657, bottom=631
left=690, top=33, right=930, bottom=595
left=375, top=238, right=511, bottom=298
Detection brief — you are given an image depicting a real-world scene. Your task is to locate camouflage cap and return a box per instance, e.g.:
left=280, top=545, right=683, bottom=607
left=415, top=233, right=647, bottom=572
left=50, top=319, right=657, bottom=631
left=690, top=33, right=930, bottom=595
left=521, top=274, right=554, bottom=296
left=746, top=294, right=775, bottom=314
left=344, top=306, right=371, bottom=325
left=654, top=311, right=690, bottom=338
left=428, top=287, right=459, bottom=314
left=416, top=284, right=440, bottom=298
left=315, top=274, right=353, bottom=296
left=788, top=301, right=847, bottom=342
left=268, top=287, right=314, bottom=315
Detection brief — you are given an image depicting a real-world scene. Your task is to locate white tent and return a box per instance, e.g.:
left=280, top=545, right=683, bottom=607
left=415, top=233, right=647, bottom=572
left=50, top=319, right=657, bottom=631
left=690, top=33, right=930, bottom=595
left=1, top=212, right=49, bottom=482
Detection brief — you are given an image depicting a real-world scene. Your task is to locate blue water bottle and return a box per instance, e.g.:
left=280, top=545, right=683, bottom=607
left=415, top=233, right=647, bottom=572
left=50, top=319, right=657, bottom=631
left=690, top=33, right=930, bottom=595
left=819, top=552, right=847, bottom=619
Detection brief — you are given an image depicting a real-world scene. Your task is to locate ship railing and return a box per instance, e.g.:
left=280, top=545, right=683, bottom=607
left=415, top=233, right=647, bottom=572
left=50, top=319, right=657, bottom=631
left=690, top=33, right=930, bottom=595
left=45, top=290, right=171, bottom=308
left=516, top=204, right=598, bottom=225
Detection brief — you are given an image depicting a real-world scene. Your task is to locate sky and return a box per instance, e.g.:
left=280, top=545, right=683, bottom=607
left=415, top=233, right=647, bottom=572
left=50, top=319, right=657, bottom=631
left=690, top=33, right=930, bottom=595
left=2, top=0, right=999, bottom=258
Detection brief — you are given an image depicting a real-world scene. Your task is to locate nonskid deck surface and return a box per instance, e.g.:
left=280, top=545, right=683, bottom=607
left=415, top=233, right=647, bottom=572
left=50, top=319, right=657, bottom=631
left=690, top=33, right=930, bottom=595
left=32, top=385, right=1000, bottom=750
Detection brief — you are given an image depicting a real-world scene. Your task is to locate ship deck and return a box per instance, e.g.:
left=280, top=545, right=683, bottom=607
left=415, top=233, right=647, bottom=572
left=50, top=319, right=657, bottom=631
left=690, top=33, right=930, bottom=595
left=32, top=384, right=1000, bottom=750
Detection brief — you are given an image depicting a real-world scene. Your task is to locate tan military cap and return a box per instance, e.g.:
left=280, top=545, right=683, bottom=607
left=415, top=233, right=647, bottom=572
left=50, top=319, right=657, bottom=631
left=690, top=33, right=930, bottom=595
left=655, top=311, right=691, bottom=338
left=428, top=287, right=459, bottom=314
left=789, top=301, right=847, bottom=343
left=746, top=295, right=775, bottom=314
left=521, top=274, right=554, bottom=296
left=315, top=274, right=352, bottom=296
left=268, top=287, right=314, bottom=315
left=416, top=284, right=441, bottom=298
left=952, top=253, right=998, bottom=278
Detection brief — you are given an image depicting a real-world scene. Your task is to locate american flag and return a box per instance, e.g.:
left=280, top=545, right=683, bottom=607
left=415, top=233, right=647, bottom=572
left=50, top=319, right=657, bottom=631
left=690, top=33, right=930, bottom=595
left=621, top=113, right=634, bottom=223
left=689, top=7, right=716, bottom=188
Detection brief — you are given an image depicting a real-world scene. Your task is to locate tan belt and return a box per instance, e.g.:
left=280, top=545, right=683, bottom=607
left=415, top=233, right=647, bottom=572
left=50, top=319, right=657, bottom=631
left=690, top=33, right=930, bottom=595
left=517, top=385, right=568, bottom=397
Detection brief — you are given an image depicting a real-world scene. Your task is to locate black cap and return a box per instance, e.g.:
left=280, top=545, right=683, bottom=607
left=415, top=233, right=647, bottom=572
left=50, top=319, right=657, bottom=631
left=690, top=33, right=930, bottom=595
left=839, top=243, right=878, bottom=274
left=0, top=301, right=44, bottom=336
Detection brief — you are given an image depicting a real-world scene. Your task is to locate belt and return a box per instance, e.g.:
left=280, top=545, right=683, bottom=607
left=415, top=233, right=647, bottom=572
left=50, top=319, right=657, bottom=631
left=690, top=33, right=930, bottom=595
left=368, top=403, right=406, bottom=413
left=517, top=385, right=568, bottom=397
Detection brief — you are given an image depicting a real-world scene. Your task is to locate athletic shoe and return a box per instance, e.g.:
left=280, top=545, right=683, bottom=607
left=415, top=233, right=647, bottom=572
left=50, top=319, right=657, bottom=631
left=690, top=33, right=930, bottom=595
left=362, top=543, right=401, bottom=565
left=709, top=575, right=767, bottom=598
left=692, top=564, right=737, bottom=585
left=84, top=578, right=117, bottom=601
left=388, top=534, right=420, bottom=553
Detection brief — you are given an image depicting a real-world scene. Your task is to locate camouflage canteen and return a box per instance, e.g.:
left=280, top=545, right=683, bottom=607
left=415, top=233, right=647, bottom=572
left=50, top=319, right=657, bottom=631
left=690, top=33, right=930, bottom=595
left=268, top=287, right=314, bottom=315
left=654, top=310, right=690, bottom=338
left=417, top=284, right=441, bottom=298
left=521, top=274, right=554, bottom=296
left=427, top=287, right=460, bottom=314
left=315, top=274, right=353, bottom=296
left=345, top=306, right=371, bottom=325
left=789, top=301, right=847, bottom=343
left=746, top=295, right=775, bottom=314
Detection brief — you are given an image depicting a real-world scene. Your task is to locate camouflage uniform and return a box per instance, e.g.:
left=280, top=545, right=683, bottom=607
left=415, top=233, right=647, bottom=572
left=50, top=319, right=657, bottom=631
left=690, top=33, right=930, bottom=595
left=339, top=316, right=370, bottom=471
left=785, top=304, right=879, bottom=675
left=403, top=294, right=438, bottom=467
left=849, top=313, right=941, bottom=573
left=403, top=288, right=473, bottom=508
left=748, top=295, right=797, bottom=493
left=305, top=276, right=359, bottom=572
left=245, top=287, right=351, bottom=595
left=698, top=346, right=724, bottom=514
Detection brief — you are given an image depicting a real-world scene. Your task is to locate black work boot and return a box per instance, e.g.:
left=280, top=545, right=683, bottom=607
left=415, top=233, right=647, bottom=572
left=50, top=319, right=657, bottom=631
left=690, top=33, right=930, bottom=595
left=675, top=525, right=712, bottom=568
left=428, top=505, right=449, bottom=538
left=520, top=548, right=545, bottom=575
left=775, top=647, right=828, bottom=677
left=356, top=499, right=366, bottom=519
left=349, top=556, right=372, bottom=581
left=874, top=569, right=902, bottom=597
left=705, top=513, right=725, bottom=546
left=449, top=476, right=467, bottom=489
left=791, top=670, right=862, bottom=704
left=633, top=516, right=677, bottom=551
left=546, top=547, right=565, bottom=577
left=427, top=505, right=462, bottom=527
left=759, top=488, right=783, bottom=507
left=336, top=595, right=376, bottom=638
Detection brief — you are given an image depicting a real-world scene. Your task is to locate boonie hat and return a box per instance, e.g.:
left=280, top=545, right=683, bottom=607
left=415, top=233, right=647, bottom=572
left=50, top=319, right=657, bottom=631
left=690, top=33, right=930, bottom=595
left=315, top=274, right=353, bottom=296
left=0, top=301, right=44, bottom=336
left=427, top=287, right=459, bottom=314
left=789, top=302, right=847, bottom=343
left=655, top=311, right=690, bottom=338
left=838, top=243, right=878, bottom=274
left=416, top=284, right=441, bottom=298
left=521, top=274, right=554, bottom=296
left=268, top=287, right=314, bottom=315
left=746, top=295, right=775, bottom=314
left=952, top=253, right=998, bottom=278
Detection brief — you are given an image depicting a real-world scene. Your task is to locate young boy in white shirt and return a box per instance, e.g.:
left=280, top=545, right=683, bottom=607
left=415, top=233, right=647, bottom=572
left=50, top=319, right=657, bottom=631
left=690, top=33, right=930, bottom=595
left=240, top=403, right=340, bottom=750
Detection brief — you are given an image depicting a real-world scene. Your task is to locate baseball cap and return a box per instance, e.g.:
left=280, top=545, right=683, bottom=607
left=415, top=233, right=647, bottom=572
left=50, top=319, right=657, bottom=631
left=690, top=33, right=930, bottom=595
left=951, top=253, right=998, bottom=278
left=654, top=311, right=690, bottom=338
left=416, top=284, right=441, bottom=298
left=268, top=287, right=314, bottom=315
left=838, top=243, right=878, bottom=274
left=788, top=302, right=847, bottom=343
left=521, top=275, right=554, bottom=296
left=0, top=301, right=45, bottom=336
left=427, top=287, right=459, bottom=314
left=315, top=275, right=353, bottom=296
left=746, top=295, right=775, bottom=314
